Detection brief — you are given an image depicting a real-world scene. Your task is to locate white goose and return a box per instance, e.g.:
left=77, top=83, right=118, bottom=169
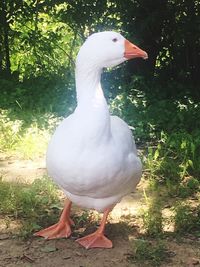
left=35, top=31, right=148, bottom=249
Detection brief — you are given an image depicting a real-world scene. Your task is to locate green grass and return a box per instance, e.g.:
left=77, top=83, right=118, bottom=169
left=128, top=239, right=171, bottom=267
left=140, top=193, right=163, bottom=237
left=173, top=202, right=200, bottom=235
left=0, top=176, right=61, bottom=238
left=0, top=109, right=61, bottom=159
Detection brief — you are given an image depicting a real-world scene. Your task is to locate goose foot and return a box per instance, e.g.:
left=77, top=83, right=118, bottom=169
left=34, top=219, right=73, bottom=239
left=34, top=199, right=74, bottom=239
left=76, top=208, right=112, bottom=249
left=76, top=231, right=112, bottom=249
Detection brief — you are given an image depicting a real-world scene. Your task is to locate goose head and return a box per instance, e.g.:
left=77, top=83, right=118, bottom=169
left=76, top=31, right=148, bottom=70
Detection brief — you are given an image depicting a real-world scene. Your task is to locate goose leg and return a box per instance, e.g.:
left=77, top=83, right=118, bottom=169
left=76, top=208, right=112, bottom=249
left=34, top=199, right=74, bottom=239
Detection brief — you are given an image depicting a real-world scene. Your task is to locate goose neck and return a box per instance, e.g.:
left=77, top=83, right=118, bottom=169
left=74, top=63, right=111, bottom=141
left=75, top=64, right=104, bottom=104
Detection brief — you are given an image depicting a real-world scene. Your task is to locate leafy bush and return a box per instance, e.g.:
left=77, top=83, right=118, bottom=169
left=143, top=131, right=200, bottom=197
left=0, top=77, right=76, bottom=116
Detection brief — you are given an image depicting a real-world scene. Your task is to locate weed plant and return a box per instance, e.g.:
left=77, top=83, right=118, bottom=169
left=128, top=239, right=170, bottom=267
left=173, top=202, right=200, bottom=235
left=141, top=193, right=163, bottom=237
left=0, top=176, right=60, bottom=238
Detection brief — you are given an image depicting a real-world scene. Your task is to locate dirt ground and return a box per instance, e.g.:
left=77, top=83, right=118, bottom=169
left=0, top=156, right=200, bottom=267
left=0, top=233, right=200, bottom=267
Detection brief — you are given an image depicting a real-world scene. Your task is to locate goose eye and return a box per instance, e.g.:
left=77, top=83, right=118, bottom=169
left=112, top=38, right=118, bottom=42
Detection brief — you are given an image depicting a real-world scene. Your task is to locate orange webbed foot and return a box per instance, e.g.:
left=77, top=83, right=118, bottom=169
left=76, top=231, right=113, bottom=249
left=34, top=199, right=74, bottom=239
left=34, top=219, right=74, bottom=239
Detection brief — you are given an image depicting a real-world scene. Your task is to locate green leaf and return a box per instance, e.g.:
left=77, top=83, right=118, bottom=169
left=41, top=246, right=58, bottom=253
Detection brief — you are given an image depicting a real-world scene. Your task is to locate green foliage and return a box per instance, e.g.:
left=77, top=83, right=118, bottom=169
left=0, top=77, right=76, bottom=116
left=1, top=0, right=200, bottom=90
left=0, top=78, right=73, bottom=159
left=141, top=194, right=163, bottom=237
left=0, top=108, right=59, bottom=159
left=110, top=77, right=200, bottom=141
left=0, top=176, right=60, bottom=238
left=177, top=177, right=200, bottom=198
left=0, top=176, right=59, bottom=217
left=173, top=203, right=200, bottom=235
left=142, top=125, right=200, bottom=198
left=16, top=125, right=49, bottom=159
left=0, top=109, right=22, bottom=151
left=128, top=239, right=170, bottom=267
left=109, top=77, right=200, bottom=208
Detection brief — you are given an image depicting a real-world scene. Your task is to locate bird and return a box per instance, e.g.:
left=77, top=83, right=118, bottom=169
left=34, top=31, right=148, bottom=249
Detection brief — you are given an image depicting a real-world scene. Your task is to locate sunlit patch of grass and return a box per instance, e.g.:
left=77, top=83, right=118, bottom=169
left=0, top=109, right=22, bottom=151
left=0, top=109, right=61, bottom=159
left=140, top=192, right=163, bottom=237
left=0, top=176, right=61, bottom=238
left=138, top=177, right=200, bottom=240
left=15, top=124, right=50, bottom=159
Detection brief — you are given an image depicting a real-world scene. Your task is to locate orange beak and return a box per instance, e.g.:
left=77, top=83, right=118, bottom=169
left=124, top=39, right=148, bottom=60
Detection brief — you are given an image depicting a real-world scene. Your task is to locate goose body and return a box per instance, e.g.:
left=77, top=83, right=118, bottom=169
left=47, top=112, right=142, bottom=212
left=36, top=31, right=147, bottom=248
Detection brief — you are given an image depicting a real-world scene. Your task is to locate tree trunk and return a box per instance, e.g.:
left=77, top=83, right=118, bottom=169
left=2, top=0, right=11, bottom=77
left=0, top=33, right=3, bottom=73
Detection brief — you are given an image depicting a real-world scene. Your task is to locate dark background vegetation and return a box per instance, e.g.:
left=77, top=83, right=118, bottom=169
left=0, top=0, right=200, bottom=250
